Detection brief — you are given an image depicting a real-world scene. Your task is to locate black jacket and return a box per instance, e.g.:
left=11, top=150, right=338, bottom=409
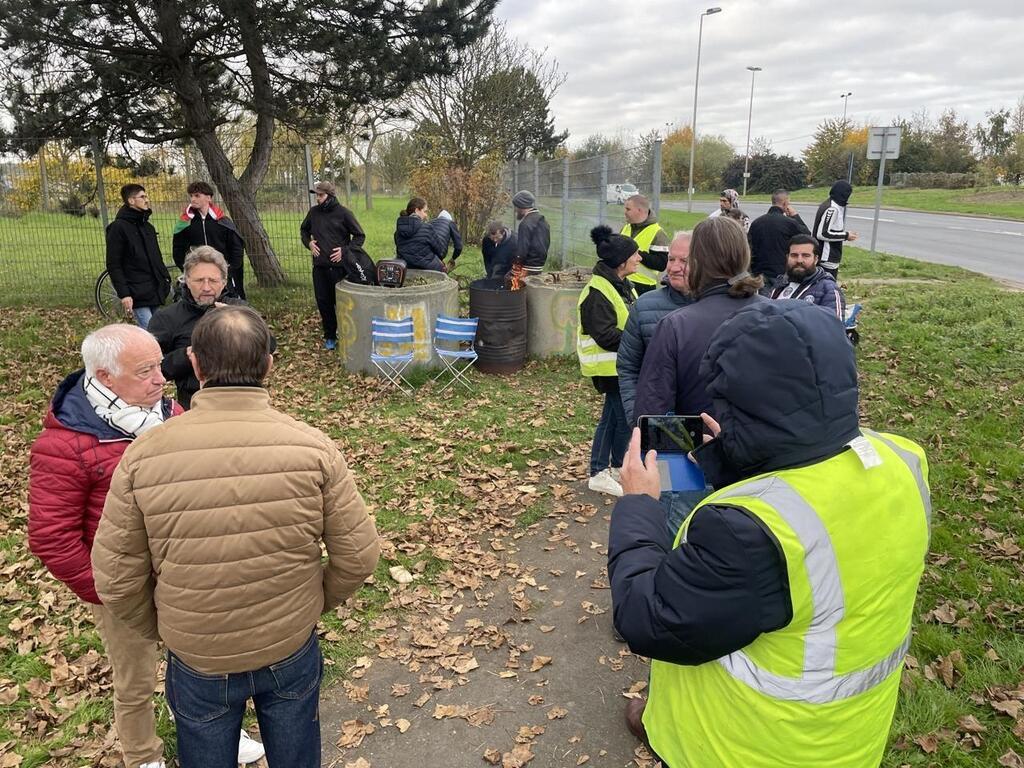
left=393, top=215, right=445, bottom=271
left=515, top=210, right=551, bottom=270
left=300, top=197, right=366, bottom=268
left=579, top=261, right=637, bottom=394
left=172, top=209, right=245, bottom=272
left=105, top=205, right=170, bottom=307
left=633, top=283, right=765, bottom=420
left=147, top=289, right=246, bottom=409
left=482, top=230, right=518, bottom=279
left=813, top=181, right=853, bottom=271
left=747, top=206, right=810, bottom=281
left=769, top=266, right=845, bottom=319
left=608, top=300, right=861, bottom=663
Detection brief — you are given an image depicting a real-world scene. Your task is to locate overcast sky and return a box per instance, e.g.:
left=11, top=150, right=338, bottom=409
left=497, top=0, right=1023, bottom=156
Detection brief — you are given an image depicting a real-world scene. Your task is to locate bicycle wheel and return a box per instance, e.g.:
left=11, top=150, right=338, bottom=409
left=95, top=270, right=129, bottom=320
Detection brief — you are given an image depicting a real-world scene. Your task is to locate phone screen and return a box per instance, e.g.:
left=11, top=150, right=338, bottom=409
left=638, top=415, right=704, bottom=455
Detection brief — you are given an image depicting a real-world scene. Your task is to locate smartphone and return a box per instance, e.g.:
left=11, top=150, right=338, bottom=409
left=638, top=414, right=705, bottom=455
left=637, top=415, right=707, bottom=492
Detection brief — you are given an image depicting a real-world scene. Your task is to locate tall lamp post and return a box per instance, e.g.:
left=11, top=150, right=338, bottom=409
left=685, top=6, right=722, bottom=213
left=742, top=65, right=762, bottom=197
left=840, top=92, right=854, bottom=181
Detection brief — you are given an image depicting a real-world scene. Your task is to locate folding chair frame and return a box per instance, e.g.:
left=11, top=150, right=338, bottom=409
left=432, top=316, right=478, bottom=393
left=371, top=317, right=416, bottom=395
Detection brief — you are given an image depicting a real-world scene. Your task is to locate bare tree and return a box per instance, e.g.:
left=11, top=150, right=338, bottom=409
left=407, top=21, right=567, bottom=169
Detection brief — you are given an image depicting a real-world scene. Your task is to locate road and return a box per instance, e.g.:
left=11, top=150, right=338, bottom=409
left=662, top=200, right=1024, bottom=285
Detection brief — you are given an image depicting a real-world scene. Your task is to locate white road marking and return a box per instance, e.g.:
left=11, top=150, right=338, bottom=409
left=947, top=225, right=1024, bottom=237
left=849, top=215, right=895, bottom=222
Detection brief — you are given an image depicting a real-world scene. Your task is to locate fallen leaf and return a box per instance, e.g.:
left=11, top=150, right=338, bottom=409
left=344, top=759, right=371, bottom=768
left=547, top=706, right=568, bottom=720
left=483, top=748, right=502, bottom=765
left=998, top=750, right=1024, bottom=768
left=395, top=718, right=411, bottom=733
left=914, top=734, right=939, bottom=754
left=529, top=656, right=552, bottom=672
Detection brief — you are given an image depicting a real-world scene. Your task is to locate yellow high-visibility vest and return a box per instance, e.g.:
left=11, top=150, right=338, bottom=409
left=576, top=274, right=630, bottom=377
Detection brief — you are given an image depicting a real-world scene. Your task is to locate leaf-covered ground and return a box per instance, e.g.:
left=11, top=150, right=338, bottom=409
left=2, top=247, right=1023, bottom=767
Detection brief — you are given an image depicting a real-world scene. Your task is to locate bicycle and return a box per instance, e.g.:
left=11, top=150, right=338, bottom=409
left=94, top=264, right=182, bottom=319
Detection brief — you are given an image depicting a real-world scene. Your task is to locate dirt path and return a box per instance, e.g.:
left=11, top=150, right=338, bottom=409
left=317, top=478, right=655, bottom=768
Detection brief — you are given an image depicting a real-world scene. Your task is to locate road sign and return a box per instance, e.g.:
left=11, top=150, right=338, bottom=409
left=868, top=126, right=901, bottom=255
left=867, top=126, right=901, bottom=160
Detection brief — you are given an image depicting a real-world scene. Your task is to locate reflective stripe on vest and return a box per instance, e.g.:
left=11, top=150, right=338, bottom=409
left=685, top=439, right=929, bottom=705
left=576, top=275, right=630, bottom=377
left=862, top=429, right=932, bottom=532
left=621, top=221, right=665, bottom=286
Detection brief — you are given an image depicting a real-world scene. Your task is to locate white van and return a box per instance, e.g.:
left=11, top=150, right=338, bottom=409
left=606, top=183, right=639, bottom=204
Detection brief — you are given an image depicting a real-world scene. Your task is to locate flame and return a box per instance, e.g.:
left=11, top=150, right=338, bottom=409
left=505, top=261, right=527, bottom=291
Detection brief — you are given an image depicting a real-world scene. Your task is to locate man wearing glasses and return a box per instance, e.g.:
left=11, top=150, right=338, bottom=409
left=105, top=184, right=172, bottom=330
left=148, top=246, right=248, bottom=408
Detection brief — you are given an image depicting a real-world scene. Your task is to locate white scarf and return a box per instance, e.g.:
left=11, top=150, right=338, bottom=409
left=83, top=376, right=166, bottom=439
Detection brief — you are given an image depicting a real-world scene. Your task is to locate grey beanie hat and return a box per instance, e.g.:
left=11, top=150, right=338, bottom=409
left=512, top=190, right=536, bottom=209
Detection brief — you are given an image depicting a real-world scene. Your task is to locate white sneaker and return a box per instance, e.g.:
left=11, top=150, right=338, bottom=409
left=238, top=729, right=266, bottom=764
left=588, top=468, right=623, bottom=497
left=138, top=763, right=165, bottom=768
left=608, top=467, right=622, bottom=482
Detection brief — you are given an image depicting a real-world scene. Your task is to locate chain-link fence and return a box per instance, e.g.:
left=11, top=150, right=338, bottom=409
left=499, top=141, right=662, bottom=269
left=0, top=137, right=361, bottom=306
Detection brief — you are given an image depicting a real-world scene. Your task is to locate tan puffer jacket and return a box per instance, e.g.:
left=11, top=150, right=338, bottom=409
left=91, top=387, right=380, bottom=674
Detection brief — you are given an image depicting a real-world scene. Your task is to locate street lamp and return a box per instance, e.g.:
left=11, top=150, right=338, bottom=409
left=742, top=66, right=762, bottom=197
left=840, top=92, right=854, bottom=181
left=685, top=6, right=722, bottom=213
left=840, top=91, right=853, bottom=123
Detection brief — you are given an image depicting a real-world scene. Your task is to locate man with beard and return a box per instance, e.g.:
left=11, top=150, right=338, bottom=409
left=172, top=181, right=247, bottom=299
left=300, top=181, right=368, bottom=349
left=813, top=180, right=859, bottom=277
left=105, top=184, right=171, bottom=330
left=148, top=246, right=247, bottom=408
left=768, top=235, right=844, bottom=319
left=511, top=190, right=551, bottom=275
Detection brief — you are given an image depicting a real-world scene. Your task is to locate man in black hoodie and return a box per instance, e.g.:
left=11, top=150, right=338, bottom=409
left=748, top=188, right=811, bottom=283
left=105, top=184, right=171, bottom=330
left=300, top=182, right=367, bottom=350
left=812, top=180, right=859, bottom=277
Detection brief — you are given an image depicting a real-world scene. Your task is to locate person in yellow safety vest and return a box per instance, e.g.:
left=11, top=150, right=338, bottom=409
left=578, top=225, right=641, bottom=497
left=622, top=195, right=670, bottom=297
left=608, top=299, right=930, bottom=768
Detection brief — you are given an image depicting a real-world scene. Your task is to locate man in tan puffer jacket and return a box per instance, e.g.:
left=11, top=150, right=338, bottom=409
left=92, top=305, right=380, bottom=768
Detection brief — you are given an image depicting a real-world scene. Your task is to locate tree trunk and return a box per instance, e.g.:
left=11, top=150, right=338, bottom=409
left=194, top=132, right=286, bottom=286
left=344, top=142, right=352, bottom=205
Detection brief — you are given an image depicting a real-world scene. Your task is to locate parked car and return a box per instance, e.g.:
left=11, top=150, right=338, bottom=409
left=606, top=183, right=639, bottom=204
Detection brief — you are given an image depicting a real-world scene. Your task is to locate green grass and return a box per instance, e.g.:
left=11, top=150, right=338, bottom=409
left=664, top=185, right=1024, bottom=220
left=2, top=238, right=1024, bottom=765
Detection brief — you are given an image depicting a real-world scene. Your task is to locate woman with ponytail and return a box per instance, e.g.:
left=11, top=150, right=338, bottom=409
left=577, top=225, right=642, bottom=497
left=393, top=197, right=446, bottom=271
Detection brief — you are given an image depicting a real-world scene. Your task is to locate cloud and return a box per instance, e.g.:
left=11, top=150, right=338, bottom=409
left=497, top=0, right=1024, bottom=155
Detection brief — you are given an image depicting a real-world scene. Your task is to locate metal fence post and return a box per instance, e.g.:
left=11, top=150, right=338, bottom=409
left=92, top=137, right=110, bottom=229
left=512, top=163, right=520, bottom=235
left=38, top=145, right=50, bottom=212
left=599, top=155, right=609, bottom=226
left=652, top=139, right=663, bottom=219
left=303, top=144, right=316, bottom=208
left=561, top=156, right=569, bottom=268
left=533, top=157, right=539, bottom=196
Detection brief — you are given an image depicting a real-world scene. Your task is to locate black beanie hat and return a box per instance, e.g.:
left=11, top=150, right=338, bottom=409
left=590, top=225, right=637, bottom=268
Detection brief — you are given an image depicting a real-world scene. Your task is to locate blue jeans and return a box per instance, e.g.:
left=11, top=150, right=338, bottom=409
left=132, top=305, right=156, bottom=329
left=166, top=631, right=322, bottom=768
left=662, top=488, right=713, bottom=539
left=590, top=390, right=629, bottom=475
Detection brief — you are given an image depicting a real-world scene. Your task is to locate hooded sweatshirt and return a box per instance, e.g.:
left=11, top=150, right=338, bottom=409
left=813, top=181, right=853, bottom=272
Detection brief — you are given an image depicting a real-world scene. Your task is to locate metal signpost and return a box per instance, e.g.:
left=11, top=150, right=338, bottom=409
left=867, top=126, right=901, bottom=255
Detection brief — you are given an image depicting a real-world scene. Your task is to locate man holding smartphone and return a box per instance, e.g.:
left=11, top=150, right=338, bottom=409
left=608, top=300, right=930, bottom=768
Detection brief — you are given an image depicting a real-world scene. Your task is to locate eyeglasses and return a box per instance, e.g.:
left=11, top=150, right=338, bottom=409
left=187, top=277, right=226, bottom=286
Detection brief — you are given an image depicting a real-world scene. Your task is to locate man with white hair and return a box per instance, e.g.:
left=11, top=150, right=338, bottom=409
left=27, top=325, right=264, bottom=768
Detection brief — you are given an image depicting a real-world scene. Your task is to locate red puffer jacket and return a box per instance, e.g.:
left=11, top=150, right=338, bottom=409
left=28, top=371, right=180, bottom=604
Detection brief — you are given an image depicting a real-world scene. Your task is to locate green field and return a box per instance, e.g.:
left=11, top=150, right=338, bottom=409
left=665, top=185, right=1024, bottom=221
left=0, top=197, right=704, bottom=308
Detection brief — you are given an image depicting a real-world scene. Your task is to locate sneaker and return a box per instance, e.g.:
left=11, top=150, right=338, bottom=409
left=138, top=763, right=165, bottom=768
left=588, top=468, right=623, bottom=497
left=624, top=697, right=648, bottom=743
left=608, top=467, right=622, bottom=482
left=238, top=729, right=266, bottom=764
left=324, top=338, right=337, bottom=351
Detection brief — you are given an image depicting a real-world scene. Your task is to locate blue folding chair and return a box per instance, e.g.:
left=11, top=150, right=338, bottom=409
left=371, top=317, right=416, bottom=394
left=844, top=303, right=863, bottom=346
left=432, top=315, right=479, bottom=392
